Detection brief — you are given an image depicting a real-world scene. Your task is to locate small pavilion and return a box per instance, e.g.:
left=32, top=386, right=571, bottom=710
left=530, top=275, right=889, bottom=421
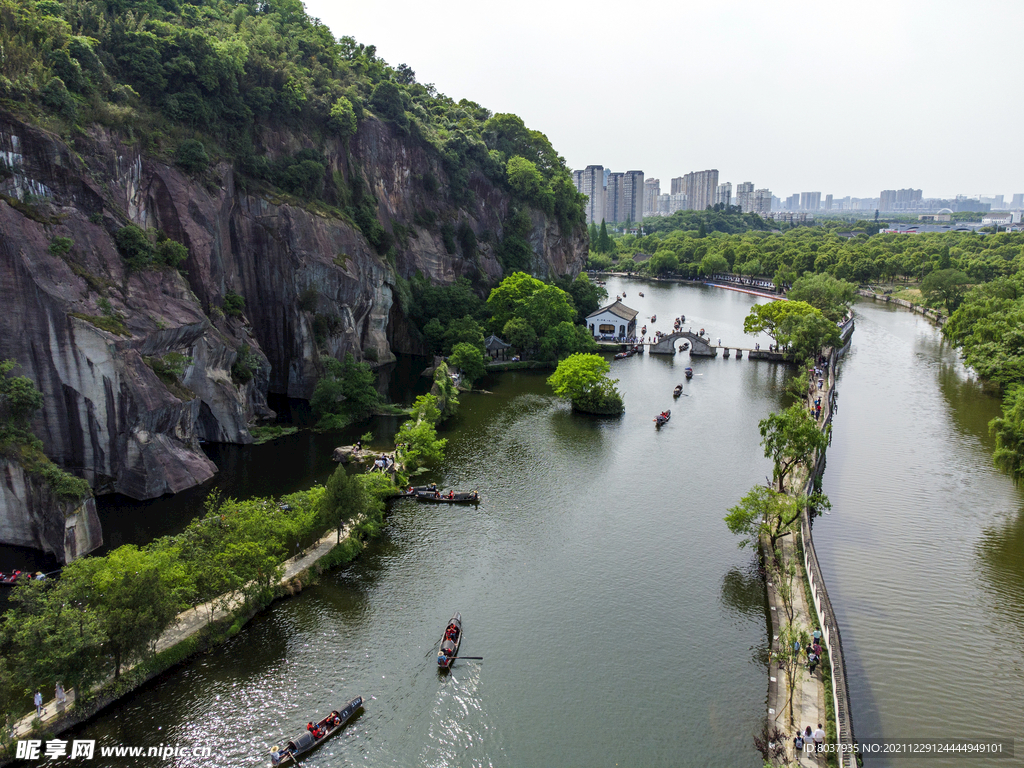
left=484, top=334, right=512, bottom=360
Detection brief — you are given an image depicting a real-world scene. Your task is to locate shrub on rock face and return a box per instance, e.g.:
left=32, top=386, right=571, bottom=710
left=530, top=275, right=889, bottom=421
left=175, top=139, right=209, bottom=175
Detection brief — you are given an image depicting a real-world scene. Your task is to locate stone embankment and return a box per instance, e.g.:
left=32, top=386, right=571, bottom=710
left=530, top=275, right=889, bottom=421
left=856, top=289, right=946, bottom=326
left=765, top=319, right=857, bottom=768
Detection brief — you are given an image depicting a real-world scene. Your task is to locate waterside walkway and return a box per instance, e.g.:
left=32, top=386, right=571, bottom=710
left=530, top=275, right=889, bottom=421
left=8, top=521, right=355, bottom=744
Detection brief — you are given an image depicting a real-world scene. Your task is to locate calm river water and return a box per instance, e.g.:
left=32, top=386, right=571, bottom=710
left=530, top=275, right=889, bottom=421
left=816, top=299, right=1024, bottom=767
left=26, top=281, right=1024, bottom=767
left=43, top=278, right=786, bottom=767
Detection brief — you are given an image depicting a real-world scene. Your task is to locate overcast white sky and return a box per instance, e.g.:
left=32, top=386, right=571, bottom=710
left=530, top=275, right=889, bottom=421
left=306, top=0, right=1022, bottom=200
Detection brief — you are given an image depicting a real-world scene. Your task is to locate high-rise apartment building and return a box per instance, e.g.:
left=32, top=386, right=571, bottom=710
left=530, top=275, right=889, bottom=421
left=670, top=193, right=688, bottom=213
left=657, top=194, right=671, bottom=216
left=604, top=173, right=623, bottom=223
left=800, top=192, right=821, bottom=211
left=1012, top=193, right=1024, bottom=208
left=784, top=194, right=800, bottom=210
left=825, top=194, right=833, bottom=211
left=670, top=177, right=685, bottom=195
left=716, top=182, right=733, bottom=208
left=753, top=189, right=772, bottom=215
left=622, top=171, right=645, bottom=223
left=735, top=181, right=755, bottom=212
left=682, top=169, right=719, bottom=211
left=572, top=165, right=606, bottom=225
left=644, top=178, right=661, bottom=217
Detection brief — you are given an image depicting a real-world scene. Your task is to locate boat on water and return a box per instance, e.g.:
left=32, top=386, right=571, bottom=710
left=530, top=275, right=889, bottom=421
left=614, top=348, right=637, bottom=360
left=403, top=483, right=438, bottom=496
left=679, top=342, right=690, bottom=351
left=650, top=314, right=657, bottom=322
left=437, top=612, right=462, bottom=669
left=638, top=291, right=644, bottom=297
left=0, top=570, right=46, bottom=587
left=641, top=325, right=647, bottom=335
left=684, top=367, right=693, bottom=379
left=415, top=490, right=480, bottom=504
left=269, top=697, right=363, bottom=766
left=673, top=384, right=683, bottom=398
left=654, top=409, right=671, bottom=427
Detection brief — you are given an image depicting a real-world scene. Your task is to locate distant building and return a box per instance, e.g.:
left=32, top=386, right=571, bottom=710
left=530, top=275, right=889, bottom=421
left=586, top=300, right=638, bottom=339
left=644, top=178, right=661, bottom=217
left=880, top=188, right=923, bottom=211
left=622, top=171, right=645, bottom=223
left=825, top=194, right=833, bottom=211
left=1012, top=193, right=1024, bottom=209
left=605, top=172, right=623, bottom=223
left=657, top=193, right=671, bottom=215
left=753, top=188, right=773, bottom=215
left=801, top=191, right=821, bottom=211
left=982, top=212, right=1013, bottom=226
left=784, top=193, right=800, bottom=210
left=682, top=169, right=719, bottom=211
left=735, top=181, right=755, bottom=213
left=670, top=177, right=685, bottom=195
left=669, top=193, right=688, bottom=213
left=919, top=214, right=952, bottom=222
left=716, top=182, right=733, bottom=208
left=573, top=165, right=605, bottom=225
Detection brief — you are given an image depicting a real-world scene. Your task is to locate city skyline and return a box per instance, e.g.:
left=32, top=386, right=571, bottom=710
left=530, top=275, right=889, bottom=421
left=304, top=0, right=1022, bottom=198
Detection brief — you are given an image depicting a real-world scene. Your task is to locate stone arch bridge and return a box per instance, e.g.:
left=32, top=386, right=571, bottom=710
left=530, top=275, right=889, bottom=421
left=650, top=331, right=717, bottom=356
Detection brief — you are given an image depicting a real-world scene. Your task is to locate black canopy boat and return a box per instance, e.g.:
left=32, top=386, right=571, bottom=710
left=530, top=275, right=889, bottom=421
left=678, top=342, right=689, bottom=351
left=684, top=367, right=693, bottom=379
left=269, top=697, right=363, bottom=766
left=415, top=489, right=480, bottom=504
left=673, top=384, right=683, bottom=397
left=437, top=612, right=462, bottom=670
left=650, top=314, right=657, bottom=322
left=654, top=409, right=671, bottom=427
left=638, top=291, right=644, bottom=297
left=403, top=483, right=438, bottom=496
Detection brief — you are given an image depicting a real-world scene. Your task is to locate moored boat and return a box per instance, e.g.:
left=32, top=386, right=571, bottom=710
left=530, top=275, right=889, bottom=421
left=673, top=385, right=683, bottom=398
left=403, top=483, right=438, bottom=496
left=269, top=697, right=363, bottom=766
left=437, top=612, right=463, bottom=669
left=415, top=490, right=480, bottom=504
left=654, top=409, right=671, bottom=427
left=650, top=314, right=657, bottom=322
left=684, top=367, right=693, bottom=379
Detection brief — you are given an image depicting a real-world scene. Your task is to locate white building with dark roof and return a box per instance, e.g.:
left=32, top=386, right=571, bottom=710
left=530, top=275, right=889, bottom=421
left=586, top=300, right=639, bottom=340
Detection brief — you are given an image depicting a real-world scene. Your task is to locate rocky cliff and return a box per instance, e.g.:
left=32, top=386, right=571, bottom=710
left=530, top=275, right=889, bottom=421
left=0, top=457, right=103, bottom=562
left=0, top=109, right=586, bottom=514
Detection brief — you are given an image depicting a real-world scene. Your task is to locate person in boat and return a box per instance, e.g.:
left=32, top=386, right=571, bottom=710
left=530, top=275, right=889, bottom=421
left=448, top=490, right=454, bottom=500
left=471, top=491, right=478, bottom=500
left=434, top=490, right=441, bottom=499
left=307, top=722, right=315, bottom=733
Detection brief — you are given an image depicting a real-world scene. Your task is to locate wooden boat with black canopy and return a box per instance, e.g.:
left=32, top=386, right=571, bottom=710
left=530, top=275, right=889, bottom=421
left=269, top=696, right=363, bottom=766
left=415, top=489, right=480, bottom=504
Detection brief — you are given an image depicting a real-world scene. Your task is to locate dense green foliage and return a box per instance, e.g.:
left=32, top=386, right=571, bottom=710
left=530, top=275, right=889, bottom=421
left=310, top=352, right=381, bottom=429
left=448, top=342, right=486, bottom=387
left=547, top=353, right=624, bottom=415
left=593, top=223, right=1024, bottom=289
left=394, top=394, right=446, bottom=478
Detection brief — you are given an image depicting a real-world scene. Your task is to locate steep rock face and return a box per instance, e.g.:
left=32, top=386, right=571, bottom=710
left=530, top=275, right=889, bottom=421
left=0, top=458, right=103, bottom=563
left=0, top=110, right=586, bottom=505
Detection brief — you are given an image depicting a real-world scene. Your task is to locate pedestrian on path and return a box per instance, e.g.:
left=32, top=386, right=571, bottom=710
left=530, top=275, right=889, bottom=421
left=812, top=724, right=826, bottom=751
left=812, top=628, right=822, bottom=644
left=33, top=690, right=43, bottom=717
left=794, top=732, right=805, bottom=752
left=808, top=651, right=818, bottom=675
left=55, top=681, right=67, bottom=708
